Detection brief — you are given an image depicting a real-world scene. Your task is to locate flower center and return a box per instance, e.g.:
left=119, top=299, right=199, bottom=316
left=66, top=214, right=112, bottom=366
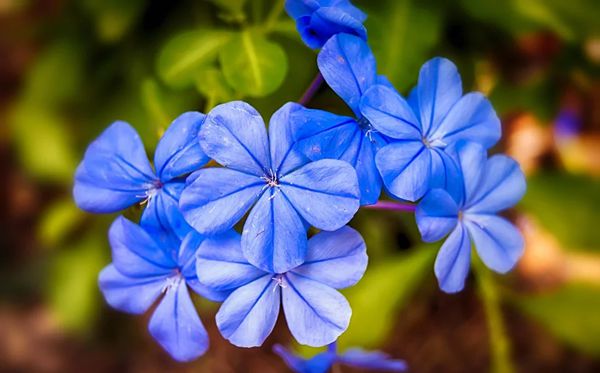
left=261, top=169, right=279, bottom=188
left=358, top=117, right=378, bottom=143
left=139, top=180, right=163, bottom=206
left=162, top=269, right=182, bottom=293
left=271, top=274, right=287, bottom=292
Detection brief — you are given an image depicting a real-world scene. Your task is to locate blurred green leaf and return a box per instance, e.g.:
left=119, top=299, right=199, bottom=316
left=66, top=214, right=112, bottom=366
left=338, top=246, right=436, bottom=349
left=219, top=30, right=288, bottom=97
left=513, top=283, right=600, bottom=356
left=207, top=0, right=247, bottom=23
left=81, top=0, right=145, bottom=43
left=195, top=67, right=236, bottom=109
left=38, top=199, right=84, bottom=247
left=47, top=233, right=108, bottom=332
left=490, top=79, right=559, bottom=121
left=520, top=172, right=600, bottom=251
left=157, top=30, right=232, bottom=89
left=358, top=0, right=441, bottom=92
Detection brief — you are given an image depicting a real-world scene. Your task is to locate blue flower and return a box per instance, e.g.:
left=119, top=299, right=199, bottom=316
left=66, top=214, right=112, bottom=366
left=73, top=112, right=209, bottom=238
left=179, top=101, right=360, bottom=274
left=285, top=0, right=367, bottom=49
left=274, top=343, right=407, bottom=373
left=416, top=141, right=526, bottom=293
left=291, top=33, right=391, bottom=205
left=360, top=57, right=502, bottom=202
left=195, top=226, right=368, bottom=347
left=98, top=216, right=227, bottom=361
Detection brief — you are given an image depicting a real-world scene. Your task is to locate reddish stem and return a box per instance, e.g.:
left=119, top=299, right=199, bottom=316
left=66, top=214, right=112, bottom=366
left=364, top=200, right=416, bottom=212
left=298, top=72, right=324, bottom=106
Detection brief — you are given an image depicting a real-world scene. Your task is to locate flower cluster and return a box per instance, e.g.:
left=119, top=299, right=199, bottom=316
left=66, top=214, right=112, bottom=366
left=73, top=0, right=526, bottom=368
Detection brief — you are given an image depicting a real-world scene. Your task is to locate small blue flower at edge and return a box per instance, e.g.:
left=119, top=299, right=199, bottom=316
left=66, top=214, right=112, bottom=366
left=416, top=141, right=526, bottom=293
left=195, top=226, right=368, bottom=348
left=291, top=33, right=393, bottom=205
left=73, top=112, right=209, bottom=238
left=179, top=101, right=360, bottom=275
left=285, top=0, right=367, bottom=49
left=98, top=216, right=229, bottom=361
left=274, top=342, right=407, bottom=373
left=360, top=56, right=502, bottom=202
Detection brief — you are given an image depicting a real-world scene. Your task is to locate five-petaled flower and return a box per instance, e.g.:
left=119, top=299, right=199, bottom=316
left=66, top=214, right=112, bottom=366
left=195, top=226, right=368, bottom=347
left=73, top=112, right=209, bottom=238
left=98, top=216, right=227, bottom=361
left=416, top=141, right=526, bottom=293
left=285, top=0, right=367, bottom=49
left=360, top=57, right=502, bottom=202
left=179, top=101, right=360, bottom=274
left=274, top=342, right=407, bottom=373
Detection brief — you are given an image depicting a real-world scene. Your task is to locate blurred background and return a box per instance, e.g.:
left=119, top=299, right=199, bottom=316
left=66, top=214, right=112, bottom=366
left=0, top=0, right=599, bottom=372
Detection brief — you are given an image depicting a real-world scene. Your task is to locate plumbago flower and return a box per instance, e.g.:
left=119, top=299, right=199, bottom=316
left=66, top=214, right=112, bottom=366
left=195, top=226, right=368, bottom=347
left=416, top=141, right=526, bottom=293
left=285, top=0, right=367, bottom=49
left=291, top=33, right=392, bottom=205
left=179, top=101, right=360, bottom=274
left=274, top=343, right=407, bottom=373
left=360, top=57, right=501, bottom=202
left=98, top=216, right=227, bottom=361
left=73, top=112, right=209, bottom=237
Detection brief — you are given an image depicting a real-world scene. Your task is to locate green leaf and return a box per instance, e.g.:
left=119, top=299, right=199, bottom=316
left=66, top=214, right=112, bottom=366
left=338, top=246, right=436, bottom=349
left=207, top=0, right=247, bottom=23
left=219, top=30, right=288, bottom=97
left=519, top=172, right=600, bottom=251
left=157, top=30, right=232, bottom=89
left=38, top=199, right=84, bottom=247
left=358, top=0, right=441, bottom=92
left=81, top=0, right=145, bottom=43
left=512, top=283, right=600, bottom=356
left=195, top=67, right=236, bottom=108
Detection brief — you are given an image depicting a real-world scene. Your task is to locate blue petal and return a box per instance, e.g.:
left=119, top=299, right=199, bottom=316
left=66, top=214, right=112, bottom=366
left=431, top=92, right=501, bottom=149
left=108, top=216, right=176, bottom=278
left=282, top=272, right=351, bottom=346
left=216, top=274, right=280, bottom=347
left=330, top=0, right=367, bottom=22
left=292, top=226, right=367, bottom=289
left=341, top=130, right=382, bottom=205
left=429, top=148, right=464, bottom=204
left=98, top=265, right=164, bottom=314
left=269, top=102, right=310, bottom=175
left=196, top=230, right=265, bottom=291
left=375, top=141, right=432, bottom=202
left=179, top=168, right=264, bottom=234
left=465, top=214, right=524, bottom=273
left=416, top=189, right=459, bottom=243
left=280, top=159, right=360, bottom=231
left=466, top=155, right=526, bottom=214
left=416, top=58, right=462, bottom=137
left=434, top=223, right=472, bottom=293
left=154, top=111, right=209, bottom=182
left=360, top=85, right=422, bottom=140
left=148, top=280, right=209, bottom=362
left=273, top=344, right=335, bottom=373
left=73, top=121, right=156, bottom=213
left=447, top=141, right=487, bottom=205
left=284, top=0, right=315, bottom=19
left=242, top=188, right=307, bottom=274
left=339, top=349, right=407, bottom=371
left=318, top=33, right=375, bottom=115
left=200, top=101, right=271, bottom=175
left=308, top=8, right=367, bottom=48
left=140, top=182, right=192, bottom=240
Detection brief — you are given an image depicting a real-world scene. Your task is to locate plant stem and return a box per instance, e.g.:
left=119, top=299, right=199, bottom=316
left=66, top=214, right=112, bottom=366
left=299, top=72, right=324, bottom=105
left=263, top=0, right=286, bottom=32
left=363, top=200, right=416, bottom=212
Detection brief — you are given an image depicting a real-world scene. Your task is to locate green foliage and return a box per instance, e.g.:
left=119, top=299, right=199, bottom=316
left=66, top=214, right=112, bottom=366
left=195, top=67, right=236, bottom=109
left=513, top=283, right=600, bottom=356
left=520, top=172, right=600, bottom=251
left=38, top=199, right=85, bottom=247
left=219, top=30, right=288, bottom=97
left=81, top=0, right=145, bottom=43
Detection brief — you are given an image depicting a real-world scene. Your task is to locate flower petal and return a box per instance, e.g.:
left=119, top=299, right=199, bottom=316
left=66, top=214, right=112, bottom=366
left=416, top=189, right=459, bottom=243
left=318, top=33, right=375, bottom=115
left=273, top=344, right=335, bottom=373
left=216, top=275, right=280, bottom=348
left=280, top=159, right=360, bottom=231
left=339, top=349, right=407, bottom=371
left=417, top=57, right=462, bottom=137
left=434, top=223, right=472, bottom=293
left=73, top=121, right=155, bottom=213
left=179, top=168, right=264, bottom=234
left=98, top=265, right=164, bottom=314
left=141, top=182, right=192, bottom=240
left=242, top=188, right=307, bottom=274
left=200, top=101, right=271, bottom=175
left=269, top=102, right=310, bottom=175
left=429, top=148, right=463, bottom=204
left=154, top=111, right=209, bottom=182
left=446, top=141, right=487, bottom=204
left=465, top=214, right=524, bottom=273
left=282, top=272, right=351, bottom=347
left=196, top=230, right=265, bottom=291
left=432, top=92, right=501, bottom=149
left=292, top=226, right=367, bottom=289
left=360, top=85, right=422, bottom=140
left=341, top=131, right=382, bottom=205
left=375, top=141, right=432, bottom=202
left=109, top=216, right=175, bottom=278
left=148, top=281, right=209, bottom=362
